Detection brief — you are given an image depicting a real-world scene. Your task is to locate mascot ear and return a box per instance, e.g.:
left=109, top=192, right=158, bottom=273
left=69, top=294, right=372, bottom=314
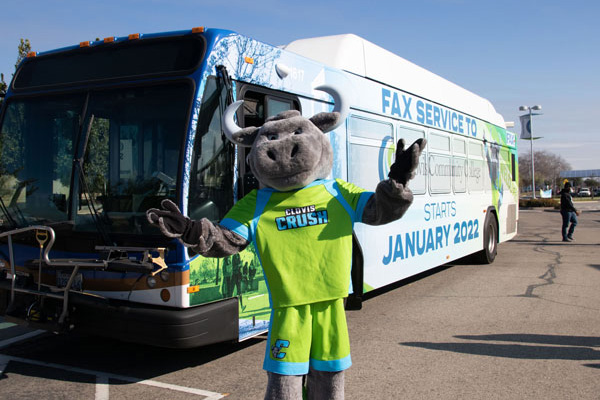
left=222, top=100, right=259, bottom=147
left=231, top=126, right=260, bottom=146
left=309, top=112, right=341, bottom=134
left=311, top=84, right=349, bottom=133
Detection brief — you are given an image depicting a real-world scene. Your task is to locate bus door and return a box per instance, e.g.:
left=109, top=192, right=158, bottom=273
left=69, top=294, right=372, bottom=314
left=226, top=84, right=301, bottom=340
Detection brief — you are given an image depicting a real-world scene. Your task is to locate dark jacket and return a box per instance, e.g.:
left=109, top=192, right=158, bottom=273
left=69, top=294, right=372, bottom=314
left=560, top=188, right=577, bottom=213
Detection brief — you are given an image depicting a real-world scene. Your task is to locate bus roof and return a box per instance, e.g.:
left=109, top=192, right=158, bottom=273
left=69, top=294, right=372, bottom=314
left=283, top=34, right=506, bottom=128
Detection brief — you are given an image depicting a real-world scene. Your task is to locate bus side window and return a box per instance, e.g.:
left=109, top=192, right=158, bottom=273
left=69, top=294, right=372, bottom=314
left=453, top=138, right=467, bottom=193
left=397, top=125, right=426, bottom=195
left=511, top=153, right=516, bottom=182
left=428, top=132, right=451, bottom=195
left=468, top=141, right=484, bottom=192
left=348, top=116, right=394, bottom=191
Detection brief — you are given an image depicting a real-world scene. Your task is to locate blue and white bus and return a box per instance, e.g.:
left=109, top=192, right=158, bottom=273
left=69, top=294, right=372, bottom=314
left=0, top=27, right=518, bottom=348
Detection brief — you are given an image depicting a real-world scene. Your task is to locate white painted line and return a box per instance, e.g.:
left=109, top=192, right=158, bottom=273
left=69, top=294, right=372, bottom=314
left=0, top=355, right=226, bottom=399
left=96, top=375, right=110, bottom=400
left=0, top=330, right=45, bottom=350
left=248, top=294, right=265, bottom=300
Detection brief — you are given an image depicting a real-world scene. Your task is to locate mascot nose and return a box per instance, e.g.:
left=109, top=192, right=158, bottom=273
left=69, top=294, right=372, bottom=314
left=266, top=144, right=299, bottom=161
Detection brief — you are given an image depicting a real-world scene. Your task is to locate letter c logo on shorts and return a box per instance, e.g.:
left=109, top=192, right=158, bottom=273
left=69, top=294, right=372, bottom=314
left=271, top=339, right=290, bottom=360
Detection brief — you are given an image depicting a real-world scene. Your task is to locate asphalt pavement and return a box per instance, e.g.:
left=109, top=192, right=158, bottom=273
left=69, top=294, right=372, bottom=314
left=0, top=203, right=599, bottom=399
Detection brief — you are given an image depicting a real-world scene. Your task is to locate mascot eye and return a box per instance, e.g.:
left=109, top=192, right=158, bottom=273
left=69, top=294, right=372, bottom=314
left=294, top=128, right=303, bottom=135
left=267, top=134, right=278, bottom=141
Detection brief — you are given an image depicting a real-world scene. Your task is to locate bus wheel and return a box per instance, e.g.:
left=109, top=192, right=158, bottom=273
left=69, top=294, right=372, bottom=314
left=474, top=215, right=498, bottom=264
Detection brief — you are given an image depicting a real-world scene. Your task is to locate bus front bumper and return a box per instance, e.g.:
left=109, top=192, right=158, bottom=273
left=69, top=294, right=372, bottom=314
left=0, top=280, right=239, bottom=349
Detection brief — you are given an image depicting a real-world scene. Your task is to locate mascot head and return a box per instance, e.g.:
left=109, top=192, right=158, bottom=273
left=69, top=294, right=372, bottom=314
left=221, top=85, right=348, bottom=192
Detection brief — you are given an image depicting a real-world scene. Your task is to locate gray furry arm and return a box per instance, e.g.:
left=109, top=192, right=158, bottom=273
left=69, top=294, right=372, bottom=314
left=361, top=179, right=414, bottom=226
left=187, top=218, right=250, bottom=258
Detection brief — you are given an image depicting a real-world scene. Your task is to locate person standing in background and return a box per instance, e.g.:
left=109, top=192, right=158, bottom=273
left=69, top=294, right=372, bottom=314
left=560, top=182, right=579, bottom=242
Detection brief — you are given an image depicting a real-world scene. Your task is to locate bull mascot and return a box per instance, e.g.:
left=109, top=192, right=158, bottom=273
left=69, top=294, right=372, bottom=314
left=147, top=85, right=426, bottom=400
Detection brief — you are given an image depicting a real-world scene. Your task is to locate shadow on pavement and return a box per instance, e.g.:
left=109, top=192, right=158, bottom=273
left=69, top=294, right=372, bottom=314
left=454, top=333, right=600, bottom=347
left=1, top=331, right=264, bottom=384
left=510, top=239, right=600, bottom=246
left=400, top=333, right=600, bottom=369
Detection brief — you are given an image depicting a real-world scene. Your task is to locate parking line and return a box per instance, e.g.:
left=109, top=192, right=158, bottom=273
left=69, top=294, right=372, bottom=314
left=96, top=375, right=110, bottom=400
left=0, top=355, right=226, bottom=399
left=0, top=354, right=7, bottom=376
left=0, top=330, right=45, bottom=350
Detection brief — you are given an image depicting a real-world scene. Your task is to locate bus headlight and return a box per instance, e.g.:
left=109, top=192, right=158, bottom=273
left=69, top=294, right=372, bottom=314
left=159, top=270, right=170, bottom=282
left=146, top=276, right=157, bottom=289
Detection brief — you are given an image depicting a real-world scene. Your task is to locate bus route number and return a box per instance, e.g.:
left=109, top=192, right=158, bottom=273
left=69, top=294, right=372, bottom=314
left=291, top=67, right=304, bottom=81
left=453, top=219, right=479, bottom=244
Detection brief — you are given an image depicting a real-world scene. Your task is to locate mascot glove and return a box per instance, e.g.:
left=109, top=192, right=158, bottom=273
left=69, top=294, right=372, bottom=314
left=388, top=138, right=427, bottom=185
left=146, top=199, right=205, bottom=246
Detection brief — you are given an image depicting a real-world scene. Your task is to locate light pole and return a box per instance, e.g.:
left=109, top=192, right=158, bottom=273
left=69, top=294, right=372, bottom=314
left=519, top=105, right=542, bottom=198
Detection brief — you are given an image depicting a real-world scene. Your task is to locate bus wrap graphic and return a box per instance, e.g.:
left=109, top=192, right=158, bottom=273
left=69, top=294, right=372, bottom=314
left=0, top=27, right=519, bottom=349
left=378, top=135, right=395, bottom=181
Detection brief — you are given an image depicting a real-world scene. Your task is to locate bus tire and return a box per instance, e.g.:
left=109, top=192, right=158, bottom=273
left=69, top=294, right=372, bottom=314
left=474, top=214, right=498, bottom=264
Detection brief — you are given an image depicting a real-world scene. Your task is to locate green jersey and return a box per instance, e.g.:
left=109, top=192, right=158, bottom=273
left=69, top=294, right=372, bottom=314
left=220, top=179, right=372, bottom=308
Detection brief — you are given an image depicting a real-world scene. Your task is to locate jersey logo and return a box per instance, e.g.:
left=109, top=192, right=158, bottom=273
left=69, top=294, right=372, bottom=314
left=275, top=205, right=328, bottom=231
left=272, top=339, right=290, bottom=359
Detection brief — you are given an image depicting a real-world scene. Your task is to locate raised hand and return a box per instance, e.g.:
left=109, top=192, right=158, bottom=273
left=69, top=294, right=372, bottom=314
left=388, top=138, right=427, bottom=185
left=146, top=199, right=190, bottom=239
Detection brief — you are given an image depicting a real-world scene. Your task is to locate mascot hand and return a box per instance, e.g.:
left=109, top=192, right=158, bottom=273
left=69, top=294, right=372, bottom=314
left=388, top=138, right=427, bottom=185
left=146, top=199, right=205, bottom=246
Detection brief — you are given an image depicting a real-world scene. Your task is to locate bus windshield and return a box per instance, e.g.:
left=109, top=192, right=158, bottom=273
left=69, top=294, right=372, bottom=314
left=0, top=83, right=192, bottom=236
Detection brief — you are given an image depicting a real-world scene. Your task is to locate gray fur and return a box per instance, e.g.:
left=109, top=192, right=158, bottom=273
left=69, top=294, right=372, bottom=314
left=309, top=111, right=341, bottom=133
left=247, top=113, right=335, bottom=192
left=264, top=372, right=303, bottom=400
left=185, top=218, right=249, bottom=257
left=231, top=126, right=260, bottom=147
left=362, top=179, right=414, bottom=225
left=264, top=370, right=344, bottom=400
left=306, top=369, right=345, bottom=400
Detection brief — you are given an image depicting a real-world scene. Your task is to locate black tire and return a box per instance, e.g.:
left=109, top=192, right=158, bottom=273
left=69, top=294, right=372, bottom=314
left=474, top=214, right=498, bottom=264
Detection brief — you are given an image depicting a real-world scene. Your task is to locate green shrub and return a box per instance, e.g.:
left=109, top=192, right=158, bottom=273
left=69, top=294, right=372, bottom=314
left=519, top=198, right=559, bottom=208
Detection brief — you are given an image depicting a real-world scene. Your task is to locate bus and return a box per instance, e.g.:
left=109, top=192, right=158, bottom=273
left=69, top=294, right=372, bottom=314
left=0, top=27, right=518, bottom=348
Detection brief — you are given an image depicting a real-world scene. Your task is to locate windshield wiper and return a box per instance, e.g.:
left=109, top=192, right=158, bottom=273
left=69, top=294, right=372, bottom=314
left=75, top=115, right=114, bottom=246
left=0, top=196, right=18, bottom=229
left=216, top=65, right=235, bottom=105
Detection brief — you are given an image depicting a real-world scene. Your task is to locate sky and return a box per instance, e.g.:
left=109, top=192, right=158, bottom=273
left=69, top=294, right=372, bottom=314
left=0, top=0, right=598, bottom=170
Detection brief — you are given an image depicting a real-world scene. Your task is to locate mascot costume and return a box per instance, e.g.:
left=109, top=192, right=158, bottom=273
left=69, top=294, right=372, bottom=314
left=147, top=85, right=426, bottom=400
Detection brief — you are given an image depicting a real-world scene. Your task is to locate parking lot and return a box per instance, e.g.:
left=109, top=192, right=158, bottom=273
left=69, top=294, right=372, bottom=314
left=1, top=206, right=599, bottom=399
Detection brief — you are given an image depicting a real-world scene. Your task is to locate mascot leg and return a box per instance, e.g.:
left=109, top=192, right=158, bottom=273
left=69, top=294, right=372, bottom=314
left=264, top=372, right=303, bottom=400
left=306, top=368, right=344, bottom=400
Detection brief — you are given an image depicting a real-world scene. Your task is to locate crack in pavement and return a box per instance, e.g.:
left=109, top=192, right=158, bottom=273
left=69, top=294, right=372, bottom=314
left=517, top=233, right=561, bottom=298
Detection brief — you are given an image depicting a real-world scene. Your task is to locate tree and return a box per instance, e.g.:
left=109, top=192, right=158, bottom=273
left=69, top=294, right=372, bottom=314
left=15, top=39, right=31, bottom=71
left=0, top=74, right=6, bottom=100
left=1, top=39, right=32, bottom=106
left=519, top=150, right=571, bottom=193
left=584, top=178, right=599, bottom=189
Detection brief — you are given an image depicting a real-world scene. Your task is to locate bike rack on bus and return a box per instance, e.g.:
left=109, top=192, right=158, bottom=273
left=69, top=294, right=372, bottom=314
left=0, top=225, right=168, bottom=331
